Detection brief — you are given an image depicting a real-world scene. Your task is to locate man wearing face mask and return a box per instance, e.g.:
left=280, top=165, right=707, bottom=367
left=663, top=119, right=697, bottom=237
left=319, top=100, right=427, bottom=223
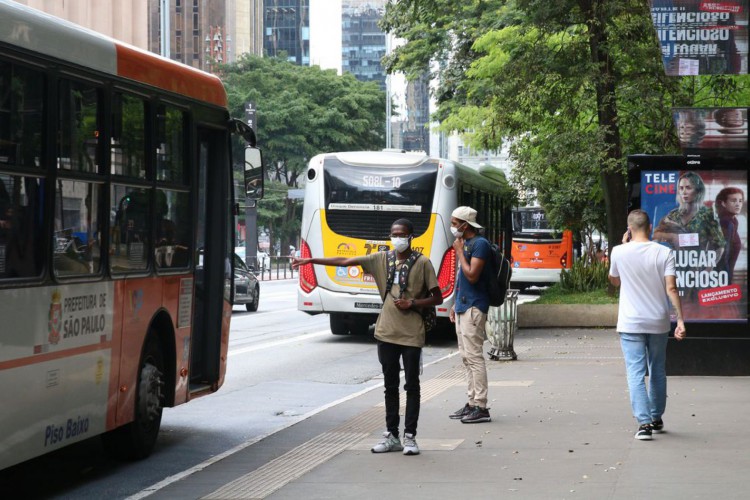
left=292, top=218, right=442, bottom=456
left=448, top=206, right=493, bottom=424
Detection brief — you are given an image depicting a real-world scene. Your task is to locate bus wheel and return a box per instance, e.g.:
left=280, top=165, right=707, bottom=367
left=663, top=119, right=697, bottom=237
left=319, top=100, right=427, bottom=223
left=330, top=314, right=349, bottom=335
left=102, top=335, right=165, bottom=460
left=246, top=285, right=260, bottom=312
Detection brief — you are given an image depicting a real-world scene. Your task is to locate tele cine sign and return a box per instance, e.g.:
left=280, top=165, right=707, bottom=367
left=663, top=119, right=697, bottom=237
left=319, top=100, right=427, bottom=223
left=643, top=172, right=677, bottom=194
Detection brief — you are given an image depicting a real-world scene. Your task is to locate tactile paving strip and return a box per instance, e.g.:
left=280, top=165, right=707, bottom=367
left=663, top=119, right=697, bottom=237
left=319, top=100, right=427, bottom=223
left=203, top=366, right=465, bottom=499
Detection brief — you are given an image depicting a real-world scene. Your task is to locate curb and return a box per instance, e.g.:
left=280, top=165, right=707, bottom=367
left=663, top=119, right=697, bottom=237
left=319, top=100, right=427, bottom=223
left=518, top=303, right=618, bottom=328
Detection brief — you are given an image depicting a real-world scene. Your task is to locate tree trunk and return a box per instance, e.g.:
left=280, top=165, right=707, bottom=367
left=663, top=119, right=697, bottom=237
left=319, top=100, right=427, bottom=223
left=583, top=0, right=628, bottom=277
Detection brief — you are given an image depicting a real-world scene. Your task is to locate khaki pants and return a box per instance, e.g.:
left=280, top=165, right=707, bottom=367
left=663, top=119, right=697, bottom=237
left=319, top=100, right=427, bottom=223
left=456, top=307, right=488, bottom=408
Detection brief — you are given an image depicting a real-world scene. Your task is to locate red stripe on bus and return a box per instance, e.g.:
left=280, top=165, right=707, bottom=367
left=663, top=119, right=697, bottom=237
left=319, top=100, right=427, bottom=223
left=0, top=341, right=112, bottom=371
left=115, top=44, right=227, bottom=108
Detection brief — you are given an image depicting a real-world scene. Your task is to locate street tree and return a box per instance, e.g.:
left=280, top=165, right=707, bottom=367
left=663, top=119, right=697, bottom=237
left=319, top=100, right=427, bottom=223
left=382, top=0, right=750, bottom=250
left=222, top=54, right=386, bottom=251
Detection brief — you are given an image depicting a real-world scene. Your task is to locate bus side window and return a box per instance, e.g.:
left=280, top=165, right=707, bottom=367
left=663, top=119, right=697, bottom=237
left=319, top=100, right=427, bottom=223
left=58, top=79, right=102, bottom=173
left=53, top=180, right=104, bottom=277
left=155, top=189, right=190, bottom=268
left=0, top=175, right=44, bottom=279
left=110, top=186, right=149, bottom=272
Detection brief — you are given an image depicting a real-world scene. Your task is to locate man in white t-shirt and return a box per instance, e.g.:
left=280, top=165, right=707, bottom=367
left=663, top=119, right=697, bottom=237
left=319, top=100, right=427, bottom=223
left=609, top=209, right=686, bottom=441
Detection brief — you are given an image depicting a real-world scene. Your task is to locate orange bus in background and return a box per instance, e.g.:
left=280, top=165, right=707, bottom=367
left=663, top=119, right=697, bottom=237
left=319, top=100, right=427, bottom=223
left=510, top=207, right=573, bottom=290
left=0, top=2, right=262, bottom=470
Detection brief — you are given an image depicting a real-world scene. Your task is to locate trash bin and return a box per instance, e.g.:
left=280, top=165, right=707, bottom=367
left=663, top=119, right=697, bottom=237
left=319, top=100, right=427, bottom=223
left=487, top=289, right=519, bottom=361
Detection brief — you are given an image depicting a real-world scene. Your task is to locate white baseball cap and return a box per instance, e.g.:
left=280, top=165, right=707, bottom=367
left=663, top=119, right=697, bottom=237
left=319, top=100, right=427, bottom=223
left=451, top=206, right=482, bottom=229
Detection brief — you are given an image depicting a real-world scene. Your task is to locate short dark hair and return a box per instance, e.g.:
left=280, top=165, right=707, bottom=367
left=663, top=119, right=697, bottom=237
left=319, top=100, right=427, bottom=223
left=627, top=209, right=650, bottom=231
left=391, top=218, right=414, bottom=235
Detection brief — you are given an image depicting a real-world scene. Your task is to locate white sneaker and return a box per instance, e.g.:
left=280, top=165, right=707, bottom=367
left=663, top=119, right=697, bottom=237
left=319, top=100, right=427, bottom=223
left=371, top=432, right=403, bottom=453
left=402, top=433, right=420, bottom=455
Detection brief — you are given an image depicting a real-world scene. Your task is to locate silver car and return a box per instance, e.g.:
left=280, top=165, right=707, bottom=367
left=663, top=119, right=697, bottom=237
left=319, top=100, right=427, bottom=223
left=233, top=253, right=260, bottom=312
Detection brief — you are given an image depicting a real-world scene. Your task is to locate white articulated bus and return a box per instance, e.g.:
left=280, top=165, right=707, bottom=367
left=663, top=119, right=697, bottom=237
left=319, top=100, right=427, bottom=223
left=296, top=151, right=514, bottom=335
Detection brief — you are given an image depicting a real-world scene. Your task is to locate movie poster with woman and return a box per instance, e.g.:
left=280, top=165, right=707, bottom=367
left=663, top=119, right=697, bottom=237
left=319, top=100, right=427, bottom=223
left=641, top=169, right=747, bottom=322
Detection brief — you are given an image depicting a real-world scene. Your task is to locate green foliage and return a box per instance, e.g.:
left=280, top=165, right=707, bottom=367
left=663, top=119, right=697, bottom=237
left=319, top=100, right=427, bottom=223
left=222, top=54, right=385, bottom=187
left=255, top=180, right=301, bottom=252
left=382, top=0, right=750, bottom=246
left=559, top=258, right=610, bottom=293
left=220, top=54, right=386, bottom=249
left=534, top=284, right=618, bottom=305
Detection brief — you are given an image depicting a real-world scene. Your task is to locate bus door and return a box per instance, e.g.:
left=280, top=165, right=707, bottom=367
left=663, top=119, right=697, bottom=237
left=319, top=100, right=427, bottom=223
left=191, top=127, right=230, bottom=391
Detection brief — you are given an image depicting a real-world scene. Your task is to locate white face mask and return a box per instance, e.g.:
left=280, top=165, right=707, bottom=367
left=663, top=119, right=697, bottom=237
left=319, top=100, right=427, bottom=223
left=390, top=236, right=410, bottom=253
left=450, top=226, right=464, bottom=238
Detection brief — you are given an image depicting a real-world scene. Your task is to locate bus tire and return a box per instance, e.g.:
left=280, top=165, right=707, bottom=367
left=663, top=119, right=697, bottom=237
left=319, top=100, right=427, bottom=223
left=246, top=284, right=260, bottom=312
left=330, top=314, right=349, bottom=335
left=102, top=335, right=165, bottom=460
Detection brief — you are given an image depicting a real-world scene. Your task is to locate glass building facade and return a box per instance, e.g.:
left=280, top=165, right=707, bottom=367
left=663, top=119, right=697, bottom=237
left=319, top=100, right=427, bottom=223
left=264, top=0, right=310, bottom=65
left=342, top=1, right=386, bottom=91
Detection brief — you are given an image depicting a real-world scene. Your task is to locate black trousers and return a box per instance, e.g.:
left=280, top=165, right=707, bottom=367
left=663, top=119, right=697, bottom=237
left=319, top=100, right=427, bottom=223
left=377, top=340, right=421, bottom=437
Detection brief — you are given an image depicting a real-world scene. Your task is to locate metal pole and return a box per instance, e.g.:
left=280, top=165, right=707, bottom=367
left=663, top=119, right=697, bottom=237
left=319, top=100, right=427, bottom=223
left=385, top=34, right=391, bottom=149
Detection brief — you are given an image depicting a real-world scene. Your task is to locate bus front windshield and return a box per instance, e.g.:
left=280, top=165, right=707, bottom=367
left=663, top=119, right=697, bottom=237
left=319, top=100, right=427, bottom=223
left=513, top=209, right=560, bottom=238
left=324, top=159, right=438, bottom=212
left=322, top=158, right=439, bottom=239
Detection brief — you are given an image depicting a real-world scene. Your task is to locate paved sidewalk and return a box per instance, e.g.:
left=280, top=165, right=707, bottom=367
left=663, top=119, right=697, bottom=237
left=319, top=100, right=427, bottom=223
left=148, top=329, right=750, bottom=500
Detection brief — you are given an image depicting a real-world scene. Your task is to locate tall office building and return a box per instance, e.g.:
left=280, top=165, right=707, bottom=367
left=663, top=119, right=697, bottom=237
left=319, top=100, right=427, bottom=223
left=402, top=73, right=430, bottom=153
left=342, top=1, right=386, bottom=90
left=146, top=0, right=263, bottom=73
left=264, top=0, right=310, bottom=65
left=234, top=0, right=265, bottom=60
left=11, top=0, right=149, bottom=49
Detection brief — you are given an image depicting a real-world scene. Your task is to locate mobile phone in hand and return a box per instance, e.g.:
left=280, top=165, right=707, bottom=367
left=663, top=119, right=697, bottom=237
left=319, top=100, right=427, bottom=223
left=626, top=229, right=632, bottom=242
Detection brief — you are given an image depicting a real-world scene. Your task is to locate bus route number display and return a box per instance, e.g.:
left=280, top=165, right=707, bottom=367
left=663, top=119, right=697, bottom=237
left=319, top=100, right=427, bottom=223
left=362, top=175, right=402, bottom=189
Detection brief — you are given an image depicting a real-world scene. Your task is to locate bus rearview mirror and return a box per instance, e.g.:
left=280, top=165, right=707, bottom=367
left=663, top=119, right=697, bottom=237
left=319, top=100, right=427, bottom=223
left=244, top=147, right=264, bottom=200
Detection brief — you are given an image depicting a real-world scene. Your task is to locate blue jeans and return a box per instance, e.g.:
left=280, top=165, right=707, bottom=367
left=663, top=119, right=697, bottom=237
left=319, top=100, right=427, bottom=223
left=619, top=332, right=669, bottom=424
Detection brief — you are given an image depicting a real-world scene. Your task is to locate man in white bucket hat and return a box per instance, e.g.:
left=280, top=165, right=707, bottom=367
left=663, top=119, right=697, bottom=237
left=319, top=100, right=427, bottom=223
left=448, top=206, right=492, bottom=424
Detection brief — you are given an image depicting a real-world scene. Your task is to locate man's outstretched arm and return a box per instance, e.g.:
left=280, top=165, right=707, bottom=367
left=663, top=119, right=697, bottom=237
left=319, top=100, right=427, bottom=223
left=292, top=256, right=358, bottom=268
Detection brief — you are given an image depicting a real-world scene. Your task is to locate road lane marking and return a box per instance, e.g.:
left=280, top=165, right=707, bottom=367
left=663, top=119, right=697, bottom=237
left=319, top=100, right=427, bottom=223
left=231, top=306, right=298, bottom=316
left=228, top=329, right=331, bottom=356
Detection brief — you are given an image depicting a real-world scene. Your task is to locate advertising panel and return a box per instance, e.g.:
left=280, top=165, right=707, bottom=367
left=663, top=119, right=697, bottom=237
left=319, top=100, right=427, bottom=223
left=673, top=107, right=748, bottom=151
left=649, top=0, right=749, bottom=75
left=641, top=168, right=747, bottom=322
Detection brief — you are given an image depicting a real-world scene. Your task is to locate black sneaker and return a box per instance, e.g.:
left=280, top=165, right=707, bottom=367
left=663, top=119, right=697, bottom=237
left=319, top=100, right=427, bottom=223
left=635, top=424, right=652, bottom=440
left=651, top=419, right=664, bottom=433
left=461, top=406, right=491, bottom=424
left=449, top=403, right=473, bottom=420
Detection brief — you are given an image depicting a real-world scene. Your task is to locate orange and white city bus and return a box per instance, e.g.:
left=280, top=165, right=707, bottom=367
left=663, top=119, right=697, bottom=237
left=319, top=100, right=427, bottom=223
left=0, top=2, right=262, bottom=470
left=509, top=206, right=573, bottom=290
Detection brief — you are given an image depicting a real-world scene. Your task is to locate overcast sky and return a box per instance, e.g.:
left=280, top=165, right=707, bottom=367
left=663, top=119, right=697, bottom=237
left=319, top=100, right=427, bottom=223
left=309, top=0, right=342, bottom=73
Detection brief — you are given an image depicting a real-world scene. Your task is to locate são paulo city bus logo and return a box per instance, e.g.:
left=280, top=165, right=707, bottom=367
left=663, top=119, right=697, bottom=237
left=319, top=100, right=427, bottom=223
left=48, top=289, right=62, bottom=345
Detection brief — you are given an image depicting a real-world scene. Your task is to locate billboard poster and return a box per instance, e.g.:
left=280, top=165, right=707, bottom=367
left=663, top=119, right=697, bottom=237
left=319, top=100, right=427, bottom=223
left=641, top=169, right=747, bottom=322
left=649, top=0, right=749, bottom=75
left=673, top=107, right=748, bottom=151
